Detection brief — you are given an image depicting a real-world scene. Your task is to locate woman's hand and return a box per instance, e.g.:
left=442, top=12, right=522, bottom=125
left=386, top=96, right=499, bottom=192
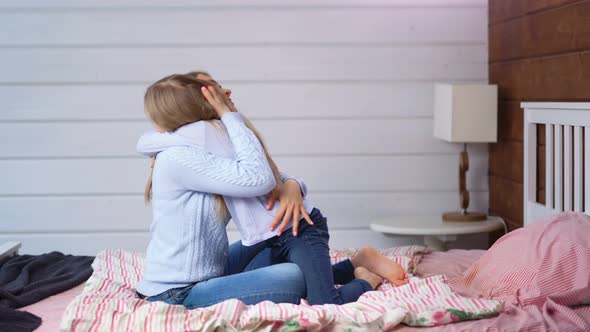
left=201, top=85, right=232, bottom=118
left=268, top=179, right=313, bottom=236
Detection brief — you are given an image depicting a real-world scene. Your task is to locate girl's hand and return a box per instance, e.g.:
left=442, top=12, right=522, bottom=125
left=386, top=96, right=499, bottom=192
left=201, top=85, right=232, bottom=118
left=268, top=179, right=313, bottom=236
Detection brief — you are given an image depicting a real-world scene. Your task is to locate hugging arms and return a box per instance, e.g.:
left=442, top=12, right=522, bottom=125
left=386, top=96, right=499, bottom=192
left=136, top=72, right=407, bottom=308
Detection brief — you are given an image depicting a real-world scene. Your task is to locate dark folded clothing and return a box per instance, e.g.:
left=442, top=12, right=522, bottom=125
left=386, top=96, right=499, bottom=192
left=0, top=306, right=41, bottom=332
left=0, top=251, right=95, bottom=331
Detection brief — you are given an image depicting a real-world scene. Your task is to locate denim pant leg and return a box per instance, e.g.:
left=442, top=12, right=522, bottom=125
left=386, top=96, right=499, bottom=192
left=244, top=247, right=274, bottom=271
left=225, top=240, right=269, bottom=275
left=271, top=212, right=372, bottom=305
left=332, top=259, right=356, bottom=285
left=227, top=240, right=353, bottom=277
left=182, top=263, right=305, bottom=309
left=144, top=284, right=193, bottom=305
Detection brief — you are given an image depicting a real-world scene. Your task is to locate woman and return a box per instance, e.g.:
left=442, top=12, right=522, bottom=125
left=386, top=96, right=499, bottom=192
left=136, top=74, right=307, bottom=308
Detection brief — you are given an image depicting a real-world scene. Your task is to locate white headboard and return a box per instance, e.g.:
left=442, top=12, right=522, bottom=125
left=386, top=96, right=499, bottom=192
left=522, top=102, right=590, bottom=225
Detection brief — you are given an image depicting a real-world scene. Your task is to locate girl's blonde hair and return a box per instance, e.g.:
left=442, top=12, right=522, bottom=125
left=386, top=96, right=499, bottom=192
left=186, top=71, right=282, bottom=186
left=143, top=72, right=281, bottom=217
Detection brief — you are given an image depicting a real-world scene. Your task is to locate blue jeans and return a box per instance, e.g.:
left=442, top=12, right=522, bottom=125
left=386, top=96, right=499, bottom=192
left=144, top=262, right=305, bottom=309
left=226, top=208, right=373, bottom=305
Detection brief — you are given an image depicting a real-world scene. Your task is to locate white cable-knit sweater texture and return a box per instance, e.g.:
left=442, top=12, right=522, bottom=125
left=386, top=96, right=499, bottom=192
left=136, top=113, right=277, bottom=297
left=136, top=116, right=314, bottom=247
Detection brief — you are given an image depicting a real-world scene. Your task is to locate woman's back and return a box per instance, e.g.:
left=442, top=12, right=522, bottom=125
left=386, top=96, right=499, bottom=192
left=137, top=114, right=277, bottom=296
left=136, top=120, right=314, bottom=246
left=137, top=144, right=230, bottom=297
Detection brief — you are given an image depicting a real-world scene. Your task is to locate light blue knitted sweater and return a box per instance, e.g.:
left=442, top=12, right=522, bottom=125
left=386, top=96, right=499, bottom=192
left=136, top=113, right=276, bottom=296
left=136, top=117, right=314, bottom=247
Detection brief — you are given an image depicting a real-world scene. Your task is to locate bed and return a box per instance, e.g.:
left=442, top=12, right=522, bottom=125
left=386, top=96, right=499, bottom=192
left=29, top=250, right=494, bottom=332
left=18, top=102, right=590, bottom=331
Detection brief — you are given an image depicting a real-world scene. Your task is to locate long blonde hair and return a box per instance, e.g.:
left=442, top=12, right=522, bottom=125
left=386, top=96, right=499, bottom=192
left=186, top=71, right=282, bottom=186
left=143, top=73, right=281, bottom=217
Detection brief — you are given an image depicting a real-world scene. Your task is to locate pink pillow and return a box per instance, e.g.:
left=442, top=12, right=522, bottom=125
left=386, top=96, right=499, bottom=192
left=449, top=212, right=590, bottom=307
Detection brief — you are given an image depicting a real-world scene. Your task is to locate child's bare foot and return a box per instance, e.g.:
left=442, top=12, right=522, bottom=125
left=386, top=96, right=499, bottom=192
left=392, top=272, right=409, bottom=287
left=354, top=267, right=383, bottom=289
left=352, top=246, right=409, bottom=286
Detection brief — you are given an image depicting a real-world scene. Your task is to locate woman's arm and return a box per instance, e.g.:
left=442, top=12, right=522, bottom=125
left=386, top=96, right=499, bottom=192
left=160, top=112, right=276, bottom=197
left=137, top=121, right=206, bottom=157
left=137, top=131, right=186, bottom=157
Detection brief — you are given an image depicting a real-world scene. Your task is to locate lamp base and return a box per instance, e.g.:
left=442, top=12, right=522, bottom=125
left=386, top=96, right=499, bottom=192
left=442, top=211, right=487, bottom=222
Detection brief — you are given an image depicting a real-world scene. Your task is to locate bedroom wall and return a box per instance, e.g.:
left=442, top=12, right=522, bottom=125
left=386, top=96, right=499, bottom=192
left=0, top=0, right=489, bottom=255
left=488, top=0, right=590, bottom=230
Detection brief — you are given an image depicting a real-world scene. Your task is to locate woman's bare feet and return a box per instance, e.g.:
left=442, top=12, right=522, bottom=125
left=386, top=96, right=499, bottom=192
left=352, top=246, right=409, bottom=286
left=354, top=267, right=382, bottom=290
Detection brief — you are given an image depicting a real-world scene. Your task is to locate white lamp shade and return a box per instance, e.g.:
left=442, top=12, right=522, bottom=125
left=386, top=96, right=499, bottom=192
left=433, top=83, right=498, bottom=143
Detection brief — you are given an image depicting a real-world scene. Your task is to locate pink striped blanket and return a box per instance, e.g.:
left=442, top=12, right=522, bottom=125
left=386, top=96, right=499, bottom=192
left=60, top=246, right=501, bottom=331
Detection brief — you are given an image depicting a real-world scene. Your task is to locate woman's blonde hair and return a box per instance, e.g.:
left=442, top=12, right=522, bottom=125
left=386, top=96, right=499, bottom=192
left=143, top=72, right=281, bottom=218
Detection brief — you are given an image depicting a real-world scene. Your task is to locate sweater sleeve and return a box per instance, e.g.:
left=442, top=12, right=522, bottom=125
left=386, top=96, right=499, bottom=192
left=160, top=113, right=276, bottom=197
left=280, top=172, right=308, bottom=198
left=136, top=131, right=187, bottom=157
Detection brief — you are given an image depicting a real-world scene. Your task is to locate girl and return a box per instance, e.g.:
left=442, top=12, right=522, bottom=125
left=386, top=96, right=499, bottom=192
left=138, top=73, right=408, bottom=306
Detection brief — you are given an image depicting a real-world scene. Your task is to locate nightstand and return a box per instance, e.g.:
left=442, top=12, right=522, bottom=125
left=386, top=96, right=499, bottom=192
left=370, top=216, right=506, bottom=251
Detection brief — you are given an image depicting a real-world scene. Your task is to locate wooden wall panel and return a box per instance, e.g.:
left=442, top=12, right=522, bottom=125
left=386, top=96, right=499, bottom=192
left=489, top=0, right=590, bottom=229
left=489, top=0, right=529, bottom=24
left=527, top=0, right=584, bottom=12
left=490, top=1, right=590, bottom=61
left=490, top=53, right=590, bottom=101
left=498, top=101, right=524, bottom=141
left=489, top=141, right=523, bottom=183
left=489, top=175, right=524, bottom=224
left=489, top=0, right=582, bottom=24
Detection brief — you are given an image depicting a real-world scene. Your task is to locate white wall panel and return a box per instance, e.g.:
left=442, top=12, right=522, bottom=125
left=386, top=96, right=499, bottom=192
left=0, top=0, right=488, bottom=254
left=0, top=0, right=487, bottom=9
left=0, top=8, right=486, bottom=45
left=0, top=120, right=487, bottom=157
left=0, top=231, right=488, bottom=256
left=0, top=46, right=486, bottom=83
left=1, top=82, right=479, bottom=121
left=0, top=154, right=488, bottom=195
left=0, top=192, right=488, bottom=232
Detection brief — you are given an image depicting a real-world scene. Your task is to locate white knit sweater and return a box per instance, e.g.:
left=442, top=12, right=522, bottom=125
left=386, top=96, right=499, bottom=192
left=136, top=113, right=276, bottom=296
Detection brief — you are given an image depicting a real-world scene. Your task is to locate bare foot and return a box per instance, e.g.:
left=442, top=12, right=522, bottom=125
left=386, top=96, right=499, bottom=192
left=354, top=267, right=383, bottom=289
left=391, top=272, right=409, bottom=287
left=352, top=246, right=409, bottom=286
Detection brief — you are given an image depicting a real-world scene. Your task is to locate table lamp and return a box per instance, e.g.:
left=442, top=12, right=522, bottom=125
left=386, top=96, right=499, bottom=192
left=433, top=83, right=498, bottom=222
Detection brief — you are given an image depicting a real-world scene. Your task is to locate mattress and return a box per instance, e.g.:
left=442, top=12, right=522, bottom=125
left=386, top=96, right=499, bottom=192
left=29, top=247, right=589, bottom=331
left=21, top=247, right=493, bottom=331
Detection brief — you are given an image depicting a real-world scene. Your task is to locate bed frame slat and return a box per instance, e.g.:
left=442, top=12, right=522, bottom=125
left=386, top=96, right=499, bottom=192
left=574, top=126, right=583, bottom=212
left=546, top=125, right=554, bottom=208
left=554, top=125, right=563, bottom=211
left=564, top=126, right=573, bottom=211
left=586, top=127, right=590, bottom=213
left=524, top=112, right=537, bottom=224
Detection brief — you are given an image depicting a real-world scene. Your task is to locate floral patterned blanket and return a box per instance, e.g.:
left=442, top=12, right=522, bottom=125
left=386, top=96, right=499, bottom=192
left=60, top=246, right=501, bottom=331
